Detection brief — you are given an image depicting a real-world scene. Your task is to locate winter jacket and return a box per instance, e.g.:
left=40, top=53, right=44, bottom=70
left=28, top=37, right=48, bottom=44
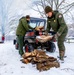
left=16, top=17, right=33, bottom=36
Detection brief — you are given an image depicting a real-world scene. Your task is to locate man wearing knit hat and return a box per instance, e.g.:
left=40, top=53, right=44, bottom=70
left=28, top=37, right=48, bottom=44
left=44, top=6, right=68, bottom=62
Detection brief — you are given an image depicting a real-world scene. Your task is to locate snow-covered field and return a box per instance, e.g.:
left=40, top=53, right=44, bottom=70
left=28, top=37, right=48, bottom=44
left=0, top=41, right=74, bottom=75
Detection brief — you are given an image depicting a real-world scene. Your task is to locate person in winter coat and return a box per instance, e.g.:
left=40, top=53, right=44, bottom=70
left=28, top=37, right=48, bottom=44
left=16, top=15, right=43, bottom=56
left=44, top=6, right=68, bottom=61
left=16, top=15, right=33, bottom=56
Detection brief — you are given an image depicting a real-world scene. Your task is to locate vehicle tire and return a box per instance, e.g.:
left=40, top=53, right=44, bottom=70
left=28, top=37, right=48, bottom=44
left=46, top=41, right=56, bottom=53
left=25, top=43, right=34, bottom=52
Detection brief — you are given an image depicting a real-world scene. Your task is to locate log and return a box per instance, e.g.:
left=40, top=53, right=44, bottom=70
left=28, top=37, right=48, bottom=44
left=36, top=61, right=60, bottom=71
left=36, top=35, right=53, bottom=43
left=22, top=52, right=32, bottom=58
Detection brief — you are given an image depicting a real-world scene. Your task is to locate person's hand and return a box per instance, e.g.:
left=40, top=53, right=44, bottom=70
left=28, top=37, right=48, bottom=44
left=54, top=34, right=58, bottom=39
left=54, top=32, right=60, bottom=39
left=44, top=31, right=48, bottom=36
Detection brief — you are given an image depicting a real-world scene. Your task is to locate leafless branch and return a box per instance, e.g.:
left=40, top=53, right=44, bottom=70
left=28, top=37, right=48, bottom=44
left=60, top=2, right=74, bottom=9
left=31, top=0, right=74, bottom=18
left=63, top=5, right=74, bottom=14
left=58, top=0, right=65, bottom=8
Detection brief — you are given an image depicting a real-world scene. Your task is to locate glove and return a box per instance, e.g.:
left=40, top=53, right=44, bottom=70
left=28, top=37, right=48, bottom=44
left=43, top=31, right=48, bottom=36
left=54, top=32, right=60, bottom=39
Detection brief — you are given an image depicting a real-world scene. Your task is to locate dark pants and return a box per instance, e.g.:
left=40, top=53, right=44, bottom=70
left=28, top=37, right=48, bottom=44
left=17, top=35, right=24, bottom=56
left=57, top=32, right=67, bottom=51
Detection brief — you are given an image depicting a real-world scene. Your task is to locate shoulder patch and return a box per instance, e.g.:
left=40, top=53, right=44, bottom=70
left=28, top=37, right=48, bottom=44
left=58, top=14, right=62, bottom=18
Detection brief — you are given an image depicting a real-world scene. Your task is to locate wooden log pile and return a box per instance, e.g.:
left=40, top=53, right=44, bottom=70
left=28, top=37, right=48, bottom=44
left=21, top=49, right=60, bottom=71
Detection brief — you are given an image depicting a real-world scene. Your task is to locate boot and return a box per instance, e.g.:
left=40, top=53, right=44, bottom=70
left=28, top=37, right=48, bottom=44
left=59, top=50, right=65, bottom=61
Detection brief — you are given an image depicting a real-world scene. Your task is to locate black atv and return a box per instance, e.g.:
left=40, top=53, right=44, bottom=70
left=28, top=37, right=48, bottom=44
left=24, top=29, right=56, bottom=53
left=13, top=17, right=56, bottom=53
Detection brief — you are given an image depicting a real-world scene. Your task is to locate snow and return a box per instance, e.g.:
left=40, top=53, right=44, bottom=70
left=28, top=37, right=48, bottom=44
left=0, top=41, right=74, bottom=75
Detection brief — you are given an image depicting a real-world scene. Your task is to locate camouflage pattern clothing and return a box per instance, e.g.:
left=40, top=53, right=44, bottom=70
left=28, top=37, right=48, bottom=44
left=46, top=11, right=68, bottom=54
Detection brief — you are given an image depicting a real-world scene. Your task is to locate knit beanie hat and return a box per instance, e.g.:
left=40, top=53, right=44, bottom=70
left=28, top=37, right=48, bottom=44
left=44, top=6, right=52, bottom=13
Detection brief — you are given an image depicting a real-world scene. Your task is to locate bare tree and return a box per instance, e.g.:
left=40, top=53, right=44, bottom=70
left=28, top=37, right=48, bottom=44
left=0, top=0, right=16, bottom=35
left=31, top=0, right=74, bottom=17
left=0, top=0, right=30, bottom=35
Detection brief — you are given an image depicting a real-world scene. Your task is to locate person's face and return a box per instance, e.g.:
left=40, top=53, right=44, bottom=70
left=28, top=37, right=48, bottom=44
left=26, top=18, right=30, bottom=21
left=46, top=12, right=53, bottom=17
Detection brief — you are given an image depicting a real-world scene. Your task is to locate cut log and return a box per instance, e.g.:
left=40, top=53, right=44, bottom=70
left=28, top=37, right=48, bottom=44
left=36, top=61, right=60, bottom=71
left=22, top=52, right=32, bottom=58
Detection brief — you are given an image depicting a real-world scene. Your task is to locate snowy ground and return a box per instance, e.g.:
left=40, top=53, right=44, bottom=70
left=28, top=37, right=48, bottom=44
left=0, top=41, right=74, bottom=75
